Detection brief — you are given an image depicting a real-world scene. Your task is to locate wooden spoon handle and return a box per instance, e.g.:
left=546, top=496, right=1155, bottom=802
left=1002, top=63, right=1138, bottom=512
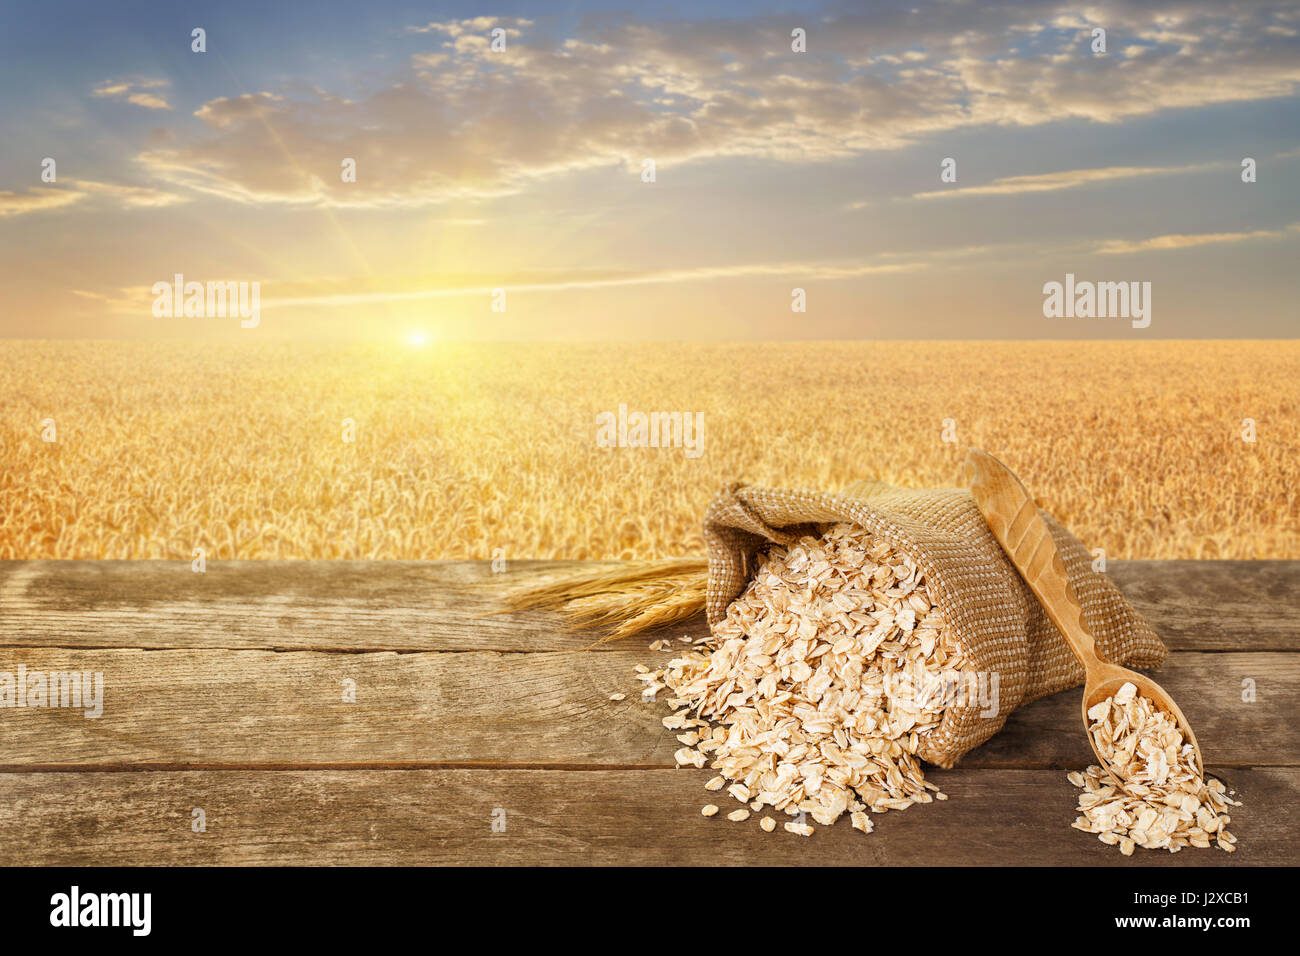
left=966, top=449, right=1103, bottom=669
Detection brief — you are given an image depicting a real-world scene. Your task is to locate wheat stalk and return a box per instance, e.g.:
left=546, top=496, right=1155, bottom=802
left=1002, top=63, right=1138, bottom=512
left=504, top=558, right=708, bottom=642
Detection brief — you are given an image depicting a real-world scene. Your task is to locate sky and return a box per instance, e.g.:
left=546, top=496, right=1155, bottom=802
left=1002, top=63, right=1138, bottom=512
left=0, top=0, right=1297, bottom=341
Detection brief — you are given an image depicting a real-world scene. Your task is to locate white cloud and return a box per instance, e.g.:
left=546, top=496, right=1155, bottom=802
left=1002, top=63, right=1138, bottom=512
left=71, top=179, right=188, bottom=208
left=406, top=17, right=532, bottom=37
left=262, top=260, right=928, bottom=309
left=0, top=179, right=185, bottom=217
left=0, top=187, right=85, bottom=217
left=92, top=77, right=173, bottom=110
left=89, top=4, right=1300, bottom=208
left=1095, top=223, right=1300, bottom=254
left=913, top=161, right=1221, bottom=199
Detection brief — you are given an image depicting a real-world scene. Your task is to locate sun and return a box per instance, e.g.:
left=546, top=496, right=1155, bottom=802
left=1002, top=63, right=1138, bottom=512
left=405, top=330, right=431, bottom=347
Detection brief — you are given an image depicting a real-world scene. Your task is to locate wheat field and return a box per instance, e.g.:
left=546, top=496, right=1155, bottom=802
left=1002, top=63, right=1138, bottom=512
left=0, top=340, right=1295, bottom=561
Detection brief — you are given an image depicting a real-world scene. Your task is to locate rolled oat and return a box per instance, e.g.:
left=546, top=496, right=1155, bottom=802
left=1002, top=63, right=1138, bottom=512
left=644, top=523, right=963, bottom=835
left=1069, top=681, right=1240, bottom=854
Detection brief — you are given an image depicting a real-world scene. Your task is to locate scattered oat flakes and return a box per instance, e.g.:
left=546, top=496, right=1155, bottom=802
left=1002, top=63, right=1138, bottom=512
left=701, top=804, right=719, bottom=817
left=726, top=783, right=751, bottom=803
left=850, top=811, right=874, bottom=834
left=608, top=692, right=626, bottom=701
left=674, top=747, right=707, bottom=769
left=1068, top=681, right=1241, bottom=855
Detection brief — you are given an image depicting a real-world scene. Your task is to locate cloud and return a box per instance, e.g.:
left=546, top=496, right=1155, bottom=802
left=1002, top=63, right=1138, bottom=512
left=1095, top=222, right=1300, bottom=254
left=912, top=162, right=1221, bottom=199
left=76, top=258, right=927, bottom=316
left=115, top=4, right=1300, bottom=208
left=0, top=179, right=185, bottom=218
left=0, top=187, right=86, bottom=217
left=93, top=77, right=173, bottom=110
left=70, top=179, right=188, bottom=208
left=406, top=17, right=532, bottom=37
left=263, top=260, right=927, bottom=309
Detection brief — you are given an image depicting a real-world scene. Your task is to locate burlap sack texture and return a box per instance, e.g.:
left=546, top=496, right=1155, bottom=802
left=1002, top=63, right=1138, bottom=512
left=703, top=479, right=1168, bottom=768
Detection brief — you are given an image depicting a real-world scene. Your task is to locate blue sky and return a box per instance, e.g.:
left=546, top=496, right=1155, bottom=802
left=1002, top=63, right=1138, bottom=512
left=1, top=0, right=1297, bottom=340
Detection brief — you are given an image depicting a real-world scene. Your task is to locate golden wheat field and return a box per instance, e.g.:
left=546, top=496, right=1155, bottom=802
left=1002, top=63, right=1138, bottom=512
left=0, top=340, right=1295, bottom=561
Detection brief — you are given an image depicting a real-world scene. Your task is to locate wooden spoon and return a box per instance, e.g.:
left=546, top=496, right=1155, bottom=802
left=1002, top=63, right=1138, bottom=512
left=965, top=448, right=1203, bottom=778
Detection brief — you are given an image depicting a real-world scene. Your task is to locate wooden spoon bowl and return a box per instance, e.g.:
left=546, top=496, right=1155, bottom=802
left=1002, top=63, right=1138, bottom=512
left=1082, top=665, right=1204, bottom=781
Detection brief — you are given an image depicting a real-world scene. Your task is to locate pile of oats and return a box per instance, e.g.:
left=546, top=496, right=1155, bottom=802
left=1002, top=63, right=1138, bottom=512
left=635, top=523, right=965, bottom=836
left=1069, top=681, right=1240, bottom=855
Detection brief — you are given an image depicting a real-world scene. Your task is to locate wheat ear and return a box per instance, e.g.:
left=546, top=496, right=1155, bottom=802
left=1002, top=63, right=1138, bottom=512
left=504, top=558, right=708, bottom=642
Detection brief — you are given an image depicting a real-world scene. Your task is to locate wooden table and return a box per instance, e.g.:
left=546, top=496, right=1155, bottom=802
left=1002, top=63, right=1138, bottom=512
left=0, top=560, right=1294, bottom=866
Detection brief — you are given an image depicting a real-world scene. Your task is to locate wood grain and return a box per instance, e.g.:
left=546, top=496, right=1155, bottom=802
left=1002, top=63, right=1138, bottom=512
left=1106, top=560, right=1299, bottom=651
left=0, top=647, right=1291, bottom=768
left=0, top=767, right=1286, bottom=866
left=0, top=559, right=603, bottom=652
left=1, top=559, right=1293, bottom=867
left=1, top=559, right=1294, bottom=652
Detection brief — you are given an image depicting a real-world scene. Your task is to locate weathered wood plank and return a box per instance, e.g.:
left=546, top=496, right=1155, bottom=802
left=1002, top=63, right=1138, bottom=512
left=0, top=766, right=1286, bottom=866
left=0, top=559, right=606, bottom=652
left=1107, top=560, right=1298, bottom=651
left=1, top=560, right=1293, bottom=653
left=0, top=646, right=674, bottom=768
left=0, top=648, right=1291, bottom=768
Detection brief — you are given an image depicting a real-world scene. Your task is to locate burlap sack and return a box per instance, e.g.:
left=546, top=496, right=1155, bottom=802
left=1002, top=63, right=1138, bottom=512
left=703, top=479, right=1167, bottom=768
